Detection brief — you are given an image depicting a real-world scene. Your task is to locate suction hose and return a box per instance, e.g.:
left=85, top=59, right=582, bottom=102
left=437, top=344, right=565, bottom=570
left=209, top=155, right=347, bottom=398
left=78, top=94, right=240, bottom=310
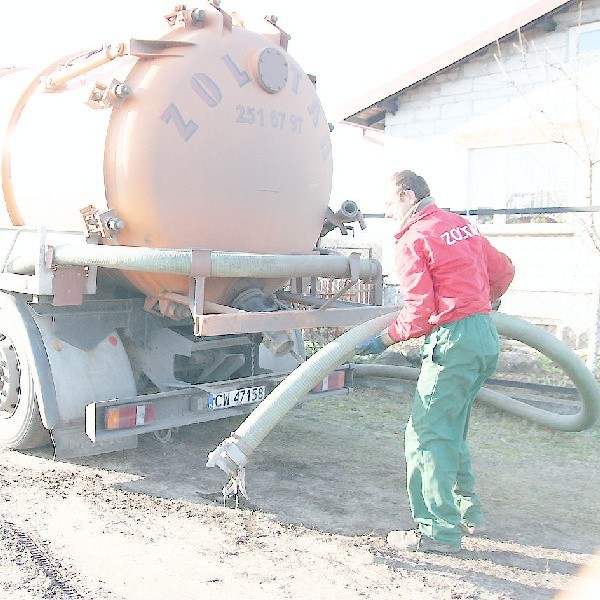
left=6, top=244, right=381, bottom=280
left=354, top=312, right=600, bottom=432
left=207, top=311, right=600, bottom=480
left=206, top=311, right=400, bottom=477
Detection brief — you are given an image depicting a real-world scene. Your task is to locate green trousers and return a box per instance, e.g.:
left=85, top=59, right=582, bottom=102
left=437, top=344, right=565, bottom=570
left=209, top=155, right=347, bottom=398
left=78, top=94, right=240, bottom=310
left=405, top=313, right=499, bottom=546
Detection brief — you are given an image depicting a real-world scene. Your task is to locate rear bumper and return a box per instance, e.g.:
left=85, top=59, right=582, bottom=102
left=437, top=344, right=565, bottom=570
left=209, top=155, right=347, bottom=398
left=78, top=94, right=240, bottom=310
left=84, top=366, right=353, bottom=444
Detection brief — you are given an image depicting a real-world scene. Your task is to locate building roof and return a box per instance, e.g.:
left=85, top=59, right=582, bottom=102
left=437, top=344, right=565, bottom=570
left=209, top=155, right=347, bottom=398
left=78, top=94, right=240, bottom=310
left=338, top=0, right=573, bottom=130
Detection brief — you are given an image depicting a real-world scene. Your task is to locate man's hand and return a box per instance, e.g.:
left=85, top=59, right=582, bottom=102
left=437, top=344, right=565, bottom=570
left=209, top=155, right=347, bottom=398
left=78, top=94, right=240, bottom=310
left=355, top=331, right=394, bottom=356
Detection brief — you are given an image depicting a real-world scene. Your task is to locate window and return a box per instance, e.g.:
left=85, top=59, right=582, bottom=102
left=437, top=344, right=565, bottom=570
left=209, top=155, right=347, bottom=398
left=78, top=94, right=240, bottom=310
left=468, top=143, right=576, bottom=224
left=569, top=22, right=600, bottom=59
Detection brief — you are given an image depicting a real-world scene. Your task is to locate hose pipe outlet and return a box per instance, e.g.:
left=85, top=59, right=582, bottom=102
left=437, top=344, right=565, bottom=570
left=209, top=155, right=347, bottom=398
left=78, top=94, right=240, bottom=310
left=262, top=330, right=295, bottom=357
left=230, top=287, right=294, bottom=356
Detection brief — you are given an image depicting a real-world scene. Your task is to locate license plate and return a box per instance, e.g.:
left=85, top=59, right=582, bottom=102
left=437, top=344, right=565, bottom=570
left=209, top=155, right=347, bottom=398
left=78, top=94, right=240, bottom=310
left=208, top=385, right=266, bottom=410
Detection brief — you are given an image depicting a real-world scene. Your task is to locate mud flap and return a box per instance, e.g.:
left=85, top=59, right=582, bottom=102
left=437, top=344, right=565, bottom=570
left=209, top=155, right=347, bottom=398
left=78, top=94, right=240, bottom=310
left=51, top=422, right=137, bottom=459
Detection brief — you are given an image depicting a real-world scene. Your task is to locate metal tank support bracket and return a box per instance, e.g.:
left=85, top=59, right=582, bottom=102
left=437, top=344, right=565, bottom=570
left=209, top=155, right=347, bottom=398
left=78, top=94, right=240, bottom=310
left=264, top=15, right=290, bottom=50
left=128, top=38, right=195, bottom=58
left=185, top=248, right=394, bottom=338
left=190, top=248, right=212, bottom=336
left=0, top=228, right=97, bottom=304
left=209, top=0, right=233, bottom=31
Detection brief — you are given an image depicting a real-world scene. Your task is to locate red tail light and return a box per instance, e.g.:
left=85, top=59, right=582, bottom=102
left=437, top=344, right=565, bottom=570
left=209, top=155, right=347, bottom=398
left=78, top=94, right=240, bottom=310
left=105, top=404, right=156, bottom=430
left=312, top=370, right=345, bottom=392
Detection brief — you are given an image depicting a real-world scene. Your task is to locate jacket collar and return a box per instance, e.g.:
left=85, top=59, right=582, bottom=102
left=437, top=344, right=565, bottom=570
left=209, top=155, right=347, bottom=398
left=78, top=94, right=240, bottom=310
left=394, top=197, right=437, bottom=239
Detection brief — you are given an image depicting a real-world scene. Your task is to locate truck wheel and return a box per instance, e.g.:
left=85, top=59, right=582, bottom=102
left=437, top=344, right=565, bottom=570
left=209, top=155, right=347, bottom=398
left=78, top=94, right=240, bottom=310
left=0, top=308, right=50, bottom=449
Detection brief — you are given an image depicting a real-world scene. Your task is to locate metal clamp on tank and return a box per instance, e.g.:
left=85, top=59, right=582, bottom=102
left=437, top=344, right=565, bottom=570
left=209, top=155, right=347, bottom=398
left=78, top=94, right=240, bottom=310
left=164, top=5, right=208, bottom=28
left=80, top=205, right=125, bottom=238
left=87, top=78, right=132, bottom=109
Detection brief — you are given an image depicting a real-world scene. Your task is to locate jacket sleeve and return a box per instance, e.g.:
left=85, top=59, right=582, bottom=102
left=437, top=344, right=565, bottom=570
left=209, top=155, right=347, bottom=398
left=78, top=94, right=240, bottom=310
left=387, top=238, right=437, bottom=342
left=483, top=237, right=515, bottom=301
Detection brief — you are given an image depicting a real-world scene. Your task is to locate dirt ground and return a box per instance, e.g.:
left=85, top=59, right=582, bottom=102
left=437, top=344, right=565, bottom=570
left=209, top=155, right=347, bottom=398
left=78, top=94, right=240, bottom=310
left=1, top=375, right=599, bottom=600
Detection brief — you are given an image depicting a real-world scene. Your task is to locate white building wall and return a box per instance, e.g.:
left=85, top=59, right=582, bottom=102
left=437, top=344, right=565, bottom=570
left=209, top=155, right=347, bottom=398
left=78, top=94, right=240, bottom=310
left=342, top=0, right=600, bottom=347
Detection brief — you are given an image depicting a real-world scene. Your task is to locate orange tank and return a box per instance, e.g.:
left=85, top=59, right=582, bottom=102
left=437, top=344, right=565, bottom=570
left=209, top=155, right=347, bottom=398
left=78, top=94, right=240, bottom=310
left=0, top=3, right=333, bottom=304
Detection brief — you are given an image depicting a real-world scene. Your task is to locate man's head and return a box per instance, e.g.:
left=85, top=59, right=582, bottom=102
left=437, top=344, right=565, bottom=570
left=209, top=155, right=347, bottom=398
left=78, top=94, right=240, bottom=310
left=385, top=170, right=431, bottom=221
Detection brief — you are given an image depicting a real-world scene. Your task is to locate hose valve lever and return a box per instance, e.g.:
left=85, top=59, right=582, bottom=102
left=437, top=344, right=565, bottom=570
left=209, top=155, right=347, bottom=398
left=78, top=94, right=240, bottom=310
left=222, top=468, right=248, bottom=508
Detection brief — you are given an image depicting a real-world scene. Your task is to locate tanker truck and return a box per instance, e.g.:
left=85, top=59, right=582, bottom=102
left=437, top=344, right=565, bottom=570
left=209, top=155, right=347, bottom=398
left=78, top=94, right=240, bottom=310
left=0, top=2, right=393, bottom=458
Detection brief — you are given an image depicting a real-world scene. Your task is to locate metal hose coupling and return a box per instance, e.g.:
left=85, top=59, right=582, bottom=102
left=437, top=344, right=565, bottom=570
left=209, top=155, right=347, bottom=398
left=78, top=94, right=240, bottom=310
left=206, top=432, right=253, bottom=477
left=206, top=432, right=254, bottom=502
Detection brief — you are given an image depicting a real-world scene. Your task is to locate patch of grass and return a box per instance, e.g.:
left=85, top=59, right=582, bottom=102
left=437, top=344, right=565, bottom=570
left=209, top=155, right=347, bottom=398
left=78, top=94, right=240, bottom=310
left=298, top=388, right=410, bottom=437
left=296, top=385, right=600, bottom=462
left=471, top=402, right=600, bottom=461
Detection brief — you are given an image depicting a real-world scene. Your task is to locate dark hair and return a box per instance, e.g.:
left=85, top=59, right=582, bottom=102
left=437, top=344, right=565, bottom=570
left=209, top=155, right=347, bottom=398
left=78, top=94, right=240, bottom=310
left=392, top=170, right=430, bottom=201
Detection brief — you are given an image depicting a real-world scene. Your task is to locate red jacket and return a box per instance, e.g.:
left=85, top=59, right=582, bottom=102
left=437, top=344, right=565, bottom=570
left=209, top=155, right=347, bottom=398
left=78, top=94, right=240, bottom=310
left=387, top=204, right=515, bottom=342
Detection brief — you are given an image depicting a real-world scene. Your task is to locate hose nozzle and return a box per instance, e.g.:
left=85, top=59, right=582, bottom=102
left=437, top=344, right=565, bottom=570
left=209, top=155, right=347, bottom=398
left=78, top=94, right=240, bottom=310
left=320, top=200, right=367, bottom=237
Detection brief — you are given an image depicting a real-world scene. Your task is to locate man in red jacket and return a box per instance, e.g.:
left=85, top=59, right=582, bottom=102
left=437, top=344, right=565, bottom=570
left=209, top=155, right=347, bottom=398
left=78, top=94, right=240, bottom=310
left=356, top=170, right=514, bottom=553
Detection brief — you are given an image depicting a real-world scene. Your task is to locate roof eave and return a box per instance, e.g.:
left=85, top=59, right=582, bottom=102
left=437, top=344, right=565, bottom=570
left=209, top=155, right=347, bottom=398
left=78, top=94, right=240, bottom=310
left=336, top=0, right=572, bottom=130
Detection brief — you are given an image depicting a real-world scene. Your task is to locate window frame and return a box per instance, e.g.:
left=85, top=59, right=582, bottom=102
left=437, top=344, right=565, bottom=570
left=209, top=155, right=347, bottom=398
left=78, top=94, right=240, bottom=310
left=467, top=142, right=578, bottom=229
left=568, top=21, right=600, bottom=60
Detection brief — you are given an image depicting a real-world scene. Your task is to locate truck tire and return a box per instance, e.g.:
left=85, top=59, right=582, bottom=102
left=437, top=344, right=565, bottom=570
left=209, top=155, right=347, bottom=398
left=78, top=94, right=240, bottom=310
left=0, top=296, right=50, bottom=449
